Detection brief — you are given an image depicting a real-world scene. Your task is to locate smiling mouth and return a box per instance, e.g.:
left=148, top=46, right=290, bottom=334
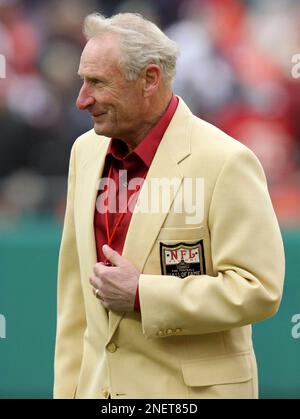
left=92, top=112, right=106, bottom=118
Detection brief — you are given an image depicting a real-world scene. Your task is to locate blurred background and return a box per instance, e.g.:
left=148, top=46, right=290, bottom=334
left=0, top=0, right=299, bottom=398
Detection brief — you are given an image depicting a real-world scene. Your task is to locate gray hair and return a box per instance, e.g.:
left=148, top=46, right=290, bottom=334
left=83, top=12, right=179, bottom=85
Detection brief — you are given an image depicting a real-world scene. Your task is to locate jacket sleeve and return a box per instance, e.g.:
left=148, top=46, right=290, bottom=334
left=139, top=147, right=285, bottom=338
left=53, top=142, right=86, bottom=398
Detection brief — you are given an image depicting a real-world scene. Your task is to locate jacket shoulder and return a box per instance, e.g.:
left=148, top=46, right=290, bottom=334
left=74, top=128, right=109, bottom=151
left=70, top=129, right=110, bottom=167
left=188, top=114, right=262, bottom=168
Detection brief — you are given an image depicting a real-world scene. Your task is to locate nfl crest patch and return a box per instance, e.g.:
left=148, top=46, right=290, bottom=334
left=160, top=240, right=206, bottom=278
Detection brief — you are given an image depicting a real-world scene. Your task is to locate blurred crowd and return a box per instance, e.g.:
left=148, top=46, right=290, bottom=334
left=0, top=0, right=300, bottom=226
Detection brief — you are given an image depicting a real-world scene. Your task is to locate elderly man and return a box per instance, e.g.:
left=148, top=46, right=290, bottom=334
left=54, top=12, right=285, bottom=399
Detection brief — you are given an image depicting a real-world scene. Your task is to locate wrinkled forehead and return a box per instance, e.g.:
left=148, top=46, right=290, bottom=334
left=78, top=34, right=122, bottom=75
left=82, top=34, right=121, bottom=63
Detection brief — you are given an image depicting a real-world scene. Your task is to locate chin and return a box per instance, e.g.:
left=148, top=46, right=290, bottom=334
left=93, top=123, right=112, bottom=137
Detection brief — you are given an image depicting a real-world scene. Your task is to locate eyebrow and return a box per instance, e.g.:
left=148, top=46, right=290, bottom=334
left=77, top=73, right=106, bottom=83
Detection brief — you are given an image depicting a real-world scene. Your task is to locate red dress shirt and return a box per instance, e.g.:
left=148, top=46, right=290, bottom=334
left=94, top=95, right=179, bottom=311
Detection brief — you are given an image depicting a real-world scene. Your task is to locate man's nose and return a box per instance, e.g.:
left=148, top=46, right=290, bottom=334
left=76, top=84, right=96, bottom=110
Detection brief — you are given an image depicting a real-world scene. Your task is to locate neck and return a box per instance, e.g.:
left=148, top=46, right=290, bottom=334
left=122, top=90, right=173, bottom=151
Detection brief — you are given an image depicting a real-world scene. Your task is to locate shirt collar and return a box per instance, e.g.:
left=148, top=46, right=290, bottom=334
left=107, top=94, right=178, bottom=168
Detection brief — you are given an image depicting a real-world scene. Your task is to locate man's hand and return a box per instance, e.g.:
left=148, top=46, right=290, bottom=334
left=89, top=244, right=140, bottom=311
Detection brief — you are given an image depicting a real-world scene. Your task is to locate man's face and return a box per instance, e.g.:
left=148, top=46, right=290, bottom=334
left=76, top=35, right=145, bottom=139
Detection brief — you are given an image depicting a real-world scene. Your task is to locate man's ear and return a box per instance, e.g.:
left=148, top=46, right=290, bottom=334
left=143, top=64, right=161, bottom=97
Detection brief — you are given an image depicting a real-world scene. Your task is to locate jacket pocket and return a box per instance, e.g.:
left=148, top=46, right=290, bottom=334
left=181, top=352, right=252, bottom=387
left=157, top=226, right=204, bottom=241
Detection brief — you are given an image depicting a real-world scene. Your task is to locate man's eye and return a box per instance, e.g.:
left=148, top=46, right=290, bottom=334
left=91, top=79, right=102, bottom=86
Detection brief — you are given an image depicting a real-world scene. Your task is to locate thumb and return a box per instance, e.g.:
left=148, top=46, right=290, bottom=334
left=102, top=244, right=124, bottom=267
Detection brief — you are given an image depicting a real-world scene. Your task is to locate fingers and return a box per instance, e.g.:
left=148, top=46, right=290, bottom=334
left=90, top=275, right=100, bottom=291
left=93, top=262, right=109, bottom=277
left=92, top=287, right=103, bottom=301
left=90, top=276, right=106, bottom=304
left=102, top=244, right=124, bottom=267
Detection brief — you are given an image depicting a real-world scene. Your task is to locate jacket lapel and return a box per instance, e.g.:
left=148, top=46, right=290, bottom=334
left=79, top=135, right=110, bottom=277
left=108, top=98, right=193, bottom=339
